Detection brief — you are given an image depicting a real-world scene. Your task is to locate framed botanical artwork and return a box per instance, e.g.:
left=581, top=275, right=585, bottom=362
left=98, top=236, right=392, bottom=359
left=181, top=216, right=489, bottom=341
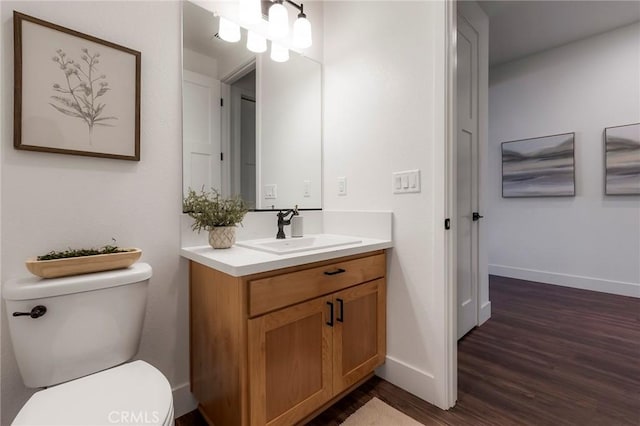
left=14, top=11, right=141, bottom=161
left=604, top=123, right=640, bottom=195
left=502, top=132, right=575, bottom=198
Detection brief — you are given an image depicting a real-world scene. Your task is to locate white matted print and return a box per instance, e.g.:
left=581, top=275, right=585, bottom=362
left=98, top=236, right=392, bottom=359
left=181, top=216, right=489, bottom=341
left=605, top=123, right=640, bottom=195
left=14, top=12, right=141, bottom=160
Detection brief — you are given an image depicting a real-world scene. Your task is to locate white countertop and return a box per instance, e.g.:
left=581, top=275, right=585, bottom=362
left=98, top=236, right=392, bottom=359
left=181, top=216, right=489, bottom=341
left=181, top=235, right=392, bottom=277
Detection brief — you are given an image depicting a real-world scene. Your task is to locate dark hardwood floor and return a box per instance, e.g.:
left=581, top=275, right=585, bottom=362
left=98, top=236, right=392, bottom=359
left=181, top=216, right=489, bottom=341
left=177, top=276, right=640, bottom=425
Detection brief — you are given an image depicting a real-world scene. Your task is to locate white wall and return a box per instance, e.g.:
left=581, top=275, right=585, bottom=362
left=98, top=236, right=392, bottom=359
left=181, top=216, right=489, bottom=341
left=488, top=23, right=640, bottom=297
left=323, top=1, right=451, bottom=408
left=183, top=47, right=218, bottom=79
left=1, top=1, right=192, bottom=423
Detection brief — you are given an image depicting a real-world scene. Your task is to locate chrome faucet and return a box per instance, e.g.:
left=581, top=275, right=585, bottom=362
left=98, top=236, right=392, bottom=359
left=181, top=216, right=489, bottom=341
left=276, top=205, right=299, bottom=239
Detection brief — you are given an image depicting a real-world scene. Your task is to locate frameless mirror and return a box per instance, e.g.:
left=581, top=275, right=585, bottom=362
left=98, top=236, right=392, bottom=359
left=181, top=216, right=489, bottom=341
left=182, top=1, right=322, bottom=210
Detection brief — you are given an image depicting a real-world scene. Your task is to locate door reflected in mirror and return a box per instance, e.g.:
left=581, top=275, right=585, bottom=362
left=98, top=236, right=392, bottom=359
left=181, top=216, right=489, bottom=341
left=182, top=1, right=322, bottom=211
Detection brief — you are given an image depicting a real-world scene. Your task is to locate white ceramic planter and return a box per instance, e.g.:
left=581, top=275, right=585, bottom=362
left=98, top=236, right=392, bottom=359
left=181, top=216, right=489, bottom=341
left=208, top=226, right=236, bottom=249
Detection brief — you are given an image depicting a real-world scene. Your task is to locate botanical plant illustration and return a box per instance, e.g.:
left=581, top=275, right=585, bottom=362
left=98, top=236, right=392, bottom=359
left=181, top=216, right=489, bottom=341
left=50, top=48, right=117, bottom=144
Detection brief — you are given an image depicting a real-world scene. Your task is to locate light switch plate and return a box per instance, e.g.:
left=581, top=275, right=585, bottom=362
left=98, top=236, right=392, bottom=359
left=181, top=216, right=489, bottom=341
left=337, top=177, right=347, bottom=196
left=392, top=170, right=421, bottom=194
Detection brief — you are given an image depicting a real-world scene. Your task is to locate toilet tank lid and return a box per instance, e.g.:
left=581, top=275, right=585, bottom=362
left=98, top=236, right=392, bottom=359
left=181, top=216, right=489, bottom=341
left=3, top=263, right=152, bottom=301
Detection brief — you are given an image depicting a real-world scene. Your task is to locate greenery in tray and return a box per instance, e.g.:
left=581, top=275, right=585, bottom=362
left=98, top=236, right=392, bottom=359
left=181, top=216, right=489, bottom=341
left=183, top=188, right=248, bottom=232
left=37, top=241, right=131, bottom=261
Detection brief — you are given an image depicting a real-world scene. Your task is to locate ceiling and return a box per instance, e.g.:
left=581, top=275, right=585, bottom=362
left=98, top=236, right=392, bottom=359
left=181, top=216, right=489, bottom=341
left=477, top=1, right=640, bottom=66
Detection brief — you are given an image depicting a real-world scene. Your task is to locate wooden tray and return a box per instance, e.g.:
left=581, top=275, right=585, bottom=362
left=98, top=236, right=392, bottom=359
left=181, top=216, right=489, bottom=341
left=25, top=248, right=142, bottom=279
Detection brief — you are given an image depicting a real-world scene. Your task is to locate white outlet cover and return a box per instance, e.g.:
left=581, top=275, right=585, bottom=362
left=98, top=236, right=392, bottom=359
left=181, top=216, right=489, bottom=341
left=264, top=184, right=277, bottom=199
left=304, top=180, right=310, bottom=197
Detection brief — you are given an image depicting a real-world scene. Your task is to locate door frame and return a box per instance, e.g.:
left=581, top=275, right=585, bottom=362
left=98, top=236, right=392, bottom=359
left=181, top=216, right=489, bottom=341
left=444, top=0, right=458, bottom=408
left=445, top=0, right=490, bottom=408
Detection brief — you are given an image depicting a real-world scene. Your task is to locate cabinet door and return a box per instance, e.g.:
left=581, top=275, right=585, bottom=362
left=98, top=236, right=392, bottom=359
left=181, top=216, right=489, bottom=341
left=248, top=296, right=333, bottom=426
left=332, top=279, right=386, bottom=394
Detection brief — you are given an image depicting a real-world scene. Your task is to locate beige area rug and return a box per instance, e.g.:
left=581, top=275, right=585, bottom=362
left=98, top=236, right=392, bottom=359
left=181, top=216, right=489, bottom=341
left=340, top=397, right=424, bottom=426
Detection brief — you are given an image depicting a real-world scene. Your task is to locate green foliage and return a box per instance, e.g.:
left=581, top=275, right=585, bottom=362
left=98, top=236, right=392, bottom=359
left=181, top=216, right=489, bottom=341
left=183, top=188, right=248, bottom=232
left=37, top=242, right=130, bottom=261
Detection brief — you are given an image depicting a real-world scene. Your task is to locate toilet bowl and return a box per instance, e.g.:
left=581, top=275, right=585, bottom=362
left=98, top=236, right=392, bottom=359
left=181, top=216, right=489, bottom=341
left=4, top=263, right=174, bottom=425
left=12, top=361, right=174, bottom=426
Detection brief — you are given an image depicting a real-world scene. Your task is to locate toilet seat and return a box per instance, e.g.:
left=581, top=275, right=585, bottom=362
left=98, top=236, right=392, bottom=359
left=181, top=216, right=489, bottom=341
left=12, top=361, right=174, bottom=426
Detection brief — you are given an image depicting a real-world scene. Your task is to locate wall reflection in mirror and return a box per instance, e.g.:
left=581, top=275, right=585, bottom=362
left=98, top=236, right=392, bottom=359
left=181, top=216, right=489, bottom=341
left=182, top=1, right=322, bottom=211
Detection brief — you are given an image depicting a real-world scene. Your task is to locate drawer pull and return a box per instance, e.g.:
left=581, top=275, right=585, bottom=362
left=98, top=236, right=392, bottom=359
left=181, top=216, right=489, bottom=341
left=324, top=268, right=346, bottom=276
left=336, top=298, right=344, bottom=322
left=326, top=301, right=334, bottom=327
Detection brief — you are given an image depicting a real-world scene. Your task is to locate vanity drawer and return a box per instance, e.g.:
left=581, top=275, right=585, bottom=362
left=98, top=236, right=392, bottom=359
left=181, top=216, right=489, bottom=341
left=248, top=252, right=386, bottom=317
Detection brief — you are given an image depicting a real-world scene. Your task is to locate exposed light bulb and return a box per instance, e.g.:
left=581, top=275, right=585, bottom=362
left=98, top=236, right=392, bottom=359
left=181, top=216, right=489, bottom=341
left=218, top=17, right=241, bottom=43
left=239, top=0, right=261, bottom=25
left=268, top=1, right=289, bottom=39
left=270, top=42, right=289, bottom=62
left=247, top=31, right=267, bottom=53
left=292, top=14, right=312, bottom=48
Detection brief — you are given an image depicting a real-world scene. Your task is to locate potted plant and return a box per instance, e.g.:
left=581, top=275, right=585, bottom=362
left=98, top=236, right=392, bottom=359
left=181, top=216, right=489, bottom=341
left=183, top=188, right=249, bottom=249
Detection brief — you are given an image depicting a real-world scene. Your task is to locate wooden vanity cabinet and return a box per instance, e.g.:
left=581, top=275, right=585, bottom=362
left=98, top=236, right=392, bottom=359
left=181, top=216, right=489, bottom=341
left=248, top=295, right=334, bottom=426
left=189, top=250, right=386, bottom=426
left=332, top=279, right=386, bottom=395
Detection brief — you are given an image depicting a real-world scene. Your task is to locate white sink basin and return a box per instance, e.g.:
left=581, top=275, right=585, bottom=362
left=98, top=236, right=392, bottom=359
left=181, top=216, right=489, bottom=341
left=236, top=234, right=362, bottom=255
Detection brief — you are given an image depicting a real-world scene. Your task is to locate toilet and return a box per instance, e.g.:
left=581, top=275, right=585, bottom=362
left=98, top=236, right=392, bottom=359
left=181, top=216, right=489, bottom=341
left=3, top=263, right=174, bottom=425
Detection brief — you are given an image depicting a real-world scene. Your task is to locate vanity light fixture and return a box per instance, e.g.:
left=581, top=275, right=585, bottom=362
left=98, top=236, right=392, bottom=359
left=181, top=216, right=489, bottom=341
left=268, top=0, right=289, bottom=39
left=271, top=1, right=313, bottom=48
left=216, top=0, right=312, bottom=62
left=247, top=30, right=267, bottom=53
left=292, top=6, right=312, bottom=48
left=218, top=16, right=241, bottom=42
left=270, top=42, right=289, bottom=62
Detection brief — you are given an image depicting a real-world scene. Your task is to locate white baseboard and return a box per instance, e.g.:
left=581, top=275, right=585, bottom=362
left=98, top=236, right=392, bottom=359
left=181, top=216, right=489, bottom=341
left=489, top=264, right=640, bottom=298
left=478, top=301, right=491, bottom=325
left=376, top=356, right=446, bottom=410
left=172, top=382, right=198, bottom=419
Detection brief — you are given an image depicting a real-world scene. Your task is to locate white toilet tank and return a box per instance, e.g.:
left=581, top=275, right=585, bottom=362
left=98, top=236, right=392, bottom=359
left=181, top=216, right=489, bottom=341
left=3, top=263, right=152, bottom=388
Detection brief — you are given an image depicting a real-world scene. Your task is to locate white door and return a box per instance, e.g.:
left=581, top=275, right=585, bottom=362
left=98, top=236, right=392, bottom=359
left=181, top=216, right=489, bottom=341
left=457, top=15, right=480, bottom=339
left=183, top=70, right=222, bottom=196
